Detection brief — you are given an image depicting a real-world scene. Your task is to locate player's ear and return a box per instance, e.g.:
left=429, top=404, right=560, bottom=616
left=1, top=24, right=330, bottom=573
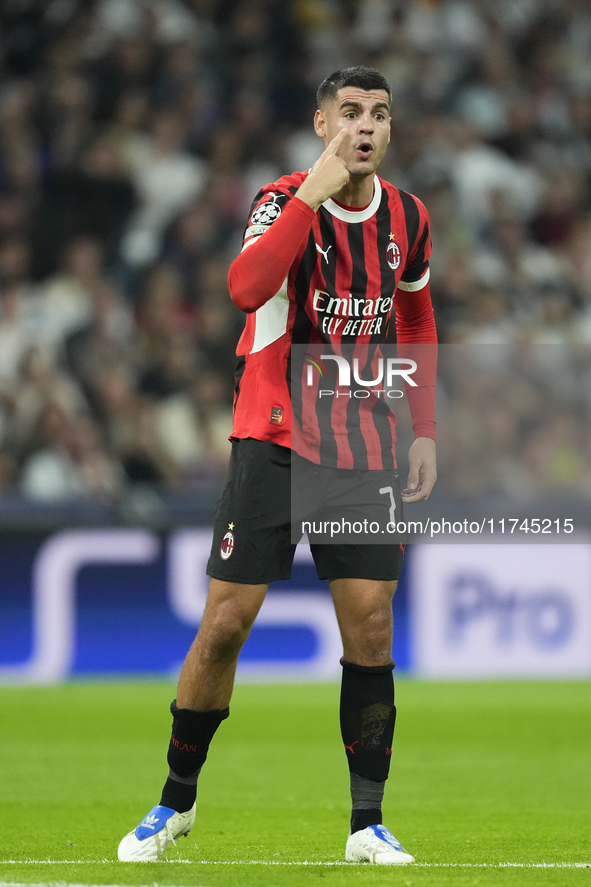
left=314, top=109, right=326, bottom=139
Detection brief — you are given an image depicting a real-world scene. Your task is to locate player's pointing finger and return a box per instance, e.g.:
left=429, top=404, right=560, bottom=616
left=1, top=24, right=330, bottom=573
left=325, top=128, right=348, bottom=155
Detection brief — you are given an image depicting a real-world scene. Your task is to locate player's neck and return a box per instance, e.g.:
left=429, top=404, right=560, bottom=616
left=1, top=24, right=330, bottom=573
left=333, top=175, right=375, bottom=208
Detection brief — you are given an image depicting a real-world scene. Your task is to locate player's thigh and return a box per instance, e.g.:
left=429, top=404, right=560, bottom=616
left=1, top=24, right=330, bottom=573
left=310, top=540, right=404, bottom=665
left=207, top=438, right=296, bottom=584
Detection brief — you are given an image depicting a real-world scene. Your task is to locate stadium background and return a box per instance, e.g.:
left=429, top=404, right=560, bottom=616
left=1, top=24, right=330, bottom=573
left=0, top=0, right=591, bottom=684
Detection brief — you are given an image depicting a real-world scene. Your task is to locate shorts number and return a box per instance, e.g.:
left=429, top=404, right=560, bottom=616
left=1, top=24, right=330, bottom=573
left=379, top=486, right=396, bottom=525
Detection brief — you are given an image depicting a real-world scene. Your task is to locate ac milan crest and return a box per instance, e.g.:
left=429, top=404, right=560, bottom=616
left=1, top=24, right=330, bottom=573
left=220, top=530, right=235, bottom=560
left=386, top=240, right=401, bottom=270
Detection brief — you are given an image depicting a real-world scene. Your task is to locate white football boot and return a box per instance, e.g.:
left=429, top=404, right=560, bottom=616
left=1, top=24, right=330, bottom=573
left=118, top=803, right=196, bottom=861
left=345, top=824, right=415, bottom=864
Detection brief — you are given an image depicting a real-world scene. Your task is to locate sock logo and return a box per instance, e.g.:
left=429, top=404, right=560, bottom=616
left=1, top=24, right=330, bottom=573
left=344, top=740, right=359, bottom=754
left=171, top=735, right=197, bottom=753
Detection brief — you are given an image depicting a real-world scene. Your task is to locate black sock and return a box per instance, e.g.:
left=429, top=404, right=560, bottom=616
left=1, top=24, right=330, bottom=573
left=160, top=769, right=200, bottom=813
left=349, top=773, right=384, bottom=833
left=159, top=700, right=229, bottom=813
left=340, top=658, right=396, bottom=832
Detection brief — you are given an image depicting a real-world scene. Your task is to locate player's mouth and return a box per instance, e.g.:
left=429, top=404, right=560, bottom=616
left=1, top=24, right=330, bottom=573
left=356, top=141, right=374, bottom=160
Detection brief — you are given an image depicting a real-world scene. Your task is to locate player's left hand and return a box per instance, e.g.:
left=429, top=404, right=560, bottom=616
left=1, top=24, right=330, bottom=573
left=402, top=437, right=437, bottom=503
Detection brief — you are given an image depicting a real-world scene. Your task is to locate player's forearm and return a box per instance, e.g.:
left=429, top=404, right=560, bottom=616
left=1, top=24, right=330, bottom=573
left=395, top=282, right=437, bottom=439
left=395, top=283, right=437, bottom=344
left=228, top=197, right=316, bottom=313
left=400, top=342, right=437, bottom=439
left=406, top=381, right=436, bottom=440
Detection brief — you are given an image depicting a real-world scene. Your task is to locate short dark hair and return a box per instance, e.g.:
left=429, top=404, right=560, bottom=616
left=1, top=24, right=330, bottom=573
left=316, top=66, right=392, bottom=107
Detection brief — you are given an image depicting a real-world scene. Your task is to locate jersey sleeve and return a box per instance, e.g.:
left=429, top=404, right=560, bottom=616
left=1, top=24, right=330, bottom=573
left=395, top=282, right=437, bottom=440
left=241, top=188, right=292, bottom=250
left=228, top=186, right=316, bottom=313
left=395, top=195, right=437, bottom=439
left=399, top=195, right=432, bottom=292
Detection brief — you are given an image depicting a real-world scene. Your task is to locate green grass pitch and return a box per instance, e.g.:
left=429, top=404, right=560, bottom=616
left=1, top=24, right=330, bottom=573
left=0, top=680, right=590, bottom=887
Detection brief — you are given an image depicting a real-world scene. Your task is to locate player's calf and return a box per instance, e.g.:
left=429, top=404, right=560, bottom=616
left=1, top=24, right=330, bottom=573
left=339, top=658, right=412, bottom=863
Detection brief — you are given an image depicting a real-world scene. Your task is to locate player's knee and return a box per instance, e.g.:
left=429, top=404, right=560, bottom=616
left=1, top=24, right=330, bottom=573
left=360, top=604, right=392, bottom=636
left=200, top=601, right=256, bottom=662
left=346, top=607, right=393, bottom=664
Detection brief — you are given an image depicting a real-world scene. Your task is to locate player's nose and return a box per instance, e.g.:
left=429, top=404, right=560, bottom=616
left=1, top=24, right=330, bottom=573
left=358, top=113, right=374, bottom=133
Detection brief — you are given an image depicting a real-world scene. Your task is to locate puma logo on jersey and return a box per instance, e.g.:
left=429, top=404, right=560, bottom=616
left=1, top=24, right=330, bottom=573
left=315, top=243, right=332, bottom=263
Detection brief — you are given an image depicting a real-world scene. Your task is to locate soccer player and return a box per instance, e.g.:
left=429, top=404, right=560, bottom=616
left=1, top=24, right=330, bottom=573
left=118, top=66, right=437, bottom=866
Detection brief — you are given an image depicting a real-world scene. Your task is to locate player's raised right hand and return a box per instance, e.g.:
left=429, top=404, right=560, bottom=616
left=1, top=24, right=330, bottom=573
left=296, top=129, right=350, bottom=211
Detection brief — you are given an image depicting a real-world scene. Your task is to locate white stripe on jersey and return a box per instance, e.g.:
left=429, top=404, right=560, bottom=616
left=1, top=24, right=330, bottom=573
left=251, top=279, right=289, bottom=353
left=240, top=233, right=290, bottom=354
left=241, top=235, right=260, bottom=251
left=397, top=267, right=430, bottom=292
left=322, top=176, right=382, bottom=223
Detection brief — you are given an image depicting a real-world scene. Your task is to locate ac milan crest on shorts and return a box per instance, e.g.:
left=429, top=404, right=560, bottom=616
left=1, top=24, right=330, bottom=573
left=219, top=530, right=235, bottom=560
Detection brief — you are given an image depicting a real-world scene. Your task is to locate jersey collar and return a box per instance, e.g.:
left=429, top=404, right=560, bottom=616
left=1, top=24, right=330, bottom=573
left=322, top=176, right=382, bottom=223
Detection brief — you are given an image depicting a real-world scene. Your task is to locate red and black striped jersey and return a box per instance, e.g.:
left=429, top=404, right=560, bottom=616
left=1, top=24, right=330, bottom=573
left=228, top=170, right=436, bottom=469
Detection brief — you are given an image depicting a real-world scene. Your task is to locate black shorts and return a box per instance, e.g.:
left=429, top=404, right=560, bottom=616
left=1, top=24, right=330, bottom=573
left=207, top=438, right=405, bottom=585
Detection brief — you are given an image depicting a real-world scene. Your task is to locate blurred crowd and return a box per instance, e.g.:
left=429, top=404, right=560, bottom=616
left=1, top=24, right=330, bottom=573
left=427, top=344, right=591, bottom=500
left=0, top=0, right=590, bottom=503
